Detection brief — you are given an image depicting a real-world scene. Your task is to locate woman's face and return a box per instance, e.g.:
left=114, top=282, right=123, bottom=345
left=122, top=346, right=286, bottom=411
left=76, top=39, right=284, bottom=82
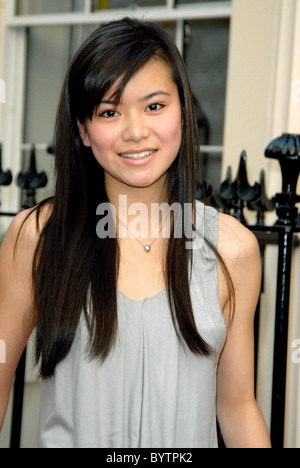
left=78, top=59, right=182, bottom=192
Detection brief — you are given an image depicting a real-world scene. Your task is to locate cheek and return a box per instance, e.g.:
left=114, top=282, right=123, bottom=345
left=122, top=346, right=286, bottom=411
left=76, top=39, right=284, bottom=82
left=88, top=129, right=115, bottom=163
left=159, top=113, right=182, bottom=155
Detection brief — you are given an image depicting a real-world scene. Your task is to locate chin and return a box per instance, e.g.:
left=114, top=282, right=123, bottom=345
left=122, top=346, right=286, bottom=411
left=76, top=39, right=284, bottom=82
left=129, top=181, right=156, bottom=189
left=130, top=175, right=166, bottom=189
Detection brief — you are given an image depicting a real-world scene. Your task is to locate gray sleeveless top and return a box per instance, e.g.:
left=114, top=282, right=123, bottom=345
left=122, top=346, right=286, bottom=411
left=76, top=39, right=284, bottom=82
left=38, top=202, right=226, bottom=448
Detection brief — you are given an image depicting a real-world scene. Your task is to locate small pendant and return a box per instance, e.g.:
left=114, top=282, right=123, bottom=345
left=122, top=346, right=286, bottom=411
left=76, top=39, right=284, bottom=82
left=145, top=245, right=151, bottom=253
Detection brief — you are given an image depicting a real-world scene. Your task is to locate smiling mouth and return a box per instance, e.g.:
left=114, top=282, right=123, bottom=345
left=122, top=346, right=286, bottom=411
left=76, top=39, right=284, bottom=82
left=118, top=150, right=157, bottom=160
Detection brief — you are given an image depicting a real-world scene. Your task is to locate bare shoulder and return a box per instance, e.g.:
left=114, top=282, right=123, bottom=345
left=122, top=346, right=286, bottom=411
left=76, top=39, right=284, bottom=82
left=1, top=208, right=38, bottom=259
left=217, top=212, right=260, bottom=266
left=6, top=202, right=52, bottom=253
left=0, top=203, right=52, bottom=329
left=0, top=202, right=53, bottom=291
left=217, top=213, right=261, bottom=316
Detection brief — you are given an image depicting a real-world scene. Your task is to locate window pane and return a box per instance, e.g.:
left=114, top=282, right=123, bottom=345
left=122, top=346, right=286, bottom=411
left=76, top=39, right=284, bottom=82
left=22, top=25, right=74, bottom=202
left=16, top=0, right=84, bottom=15
left=93, top=0, right=165, bottom=10
left=183, top=19, right=229, bottom=187
left=176, top=0, right=229, bottom=4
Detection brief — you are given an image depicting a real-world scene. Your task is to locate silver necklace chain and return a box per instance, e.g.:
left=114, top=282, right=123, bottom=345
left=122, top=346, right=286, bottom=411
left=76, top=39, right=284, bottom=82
left=116, top=215, right=167, bottom=253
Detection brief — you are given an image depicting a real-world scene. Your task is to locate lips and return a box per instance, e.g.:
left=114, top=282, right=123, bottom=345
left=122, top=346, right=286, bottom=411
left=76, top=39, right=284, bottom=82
left=118, top=150, right=158, bottom=160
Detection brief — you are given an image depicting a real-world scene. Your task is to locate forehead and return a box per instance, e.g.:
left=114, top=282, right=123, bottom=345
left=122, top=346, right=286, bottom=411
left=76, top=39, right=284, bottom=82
left=102, top=59, right=177, bottom=103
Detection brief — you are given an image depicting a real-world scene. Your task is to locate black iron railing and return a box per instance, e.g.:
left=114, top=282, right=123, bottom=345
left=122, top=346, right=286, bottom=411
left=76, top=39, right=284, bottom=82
left=199, top=133, right=300, bottom=448
left=1, top=134, right=300, bottom=448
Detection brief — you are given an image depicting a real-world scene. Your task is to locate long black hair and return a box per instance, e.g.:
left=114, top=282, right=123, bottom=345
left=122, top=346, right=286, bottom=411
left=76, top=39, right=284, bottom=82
left=30, top=18, right=234, bottom=378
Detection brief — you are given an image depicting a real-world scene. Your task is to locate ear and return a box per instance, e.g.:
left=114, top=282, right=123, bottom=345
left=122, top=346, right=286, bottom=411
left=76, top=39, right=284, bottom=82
left=77, top=119, right=91, bottom=147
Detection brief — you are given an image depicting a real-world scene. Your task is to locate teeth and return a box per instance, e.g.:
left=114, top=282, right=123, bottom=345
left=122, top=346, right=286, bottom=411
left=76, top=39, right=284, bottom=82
left=119, top=150, right=156, bottom=159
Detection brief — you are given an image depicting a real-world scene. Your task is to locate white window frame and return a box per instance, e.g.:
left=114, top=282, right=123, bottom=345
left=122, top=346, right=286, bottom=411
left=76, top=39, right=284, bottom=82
left=0, top=0, right=231, bottom=213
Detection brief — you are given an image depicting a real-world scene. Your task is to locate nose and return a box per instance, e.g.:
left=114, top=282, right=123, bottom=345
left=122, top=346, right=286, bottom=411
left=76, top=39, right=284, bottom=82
left=122, top=113, right=150, bottom=143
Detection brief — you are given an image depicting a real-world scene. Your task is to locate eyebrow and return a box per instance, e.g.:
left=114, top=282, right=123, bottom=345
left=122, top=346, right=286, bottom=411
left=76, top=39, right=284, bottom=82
left=139, top=91, right=171, bottom=102
left=100, top=91, right=171, bottom=105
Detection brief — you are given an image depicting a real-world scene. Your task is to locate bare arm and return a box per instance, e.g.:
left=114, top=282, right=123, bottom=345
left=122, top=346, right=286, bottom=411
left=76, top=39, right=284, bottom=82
left=0, top=210, right=39, bottom=431
left=216, top=214, right=271, bottom=448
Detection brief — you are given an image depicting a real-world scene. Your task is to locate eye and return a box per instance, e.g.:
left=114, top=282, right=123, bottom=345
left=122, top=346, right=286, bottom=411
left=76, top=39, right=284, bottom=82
left=146, top=103, right=165, bottom=112
left=100, top=109, right=119, bottom=118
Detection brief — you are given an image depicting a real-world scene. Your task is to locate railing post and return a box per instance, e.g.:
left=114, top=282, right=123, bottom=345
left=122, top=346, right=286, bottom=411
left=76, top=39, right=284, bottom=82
left=265, top=133, right=300, bottom=448
left=209, top=134, right=300, bottom=448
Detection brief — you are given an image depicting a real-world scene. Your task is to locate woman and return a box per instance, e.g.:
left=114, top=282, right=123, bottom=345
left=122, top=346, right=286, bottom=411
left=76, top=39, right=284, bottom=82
left=0, top=18, right=271, bottom=448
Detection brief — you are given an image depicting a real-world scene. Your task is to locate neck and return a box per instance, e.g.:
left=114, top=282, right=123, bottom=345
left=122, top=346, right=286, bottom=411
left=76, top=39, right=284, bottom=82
left=105, top=174, right=168, bottom=221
